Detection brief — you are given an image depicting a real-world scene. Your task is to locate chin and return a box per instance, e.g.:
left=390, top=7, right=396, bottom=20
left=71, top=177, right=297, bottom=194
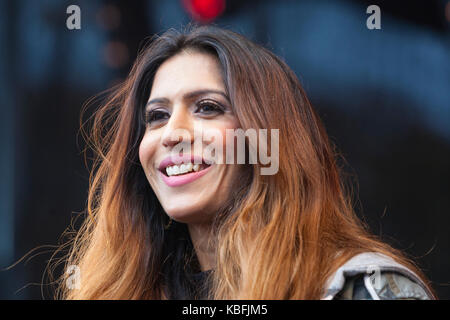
left=162, top=202, right=214, bottom=224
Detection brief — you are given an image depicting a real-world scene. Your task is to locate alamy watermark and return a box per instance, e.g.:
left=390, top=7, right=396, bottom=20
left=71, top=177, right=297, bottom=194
left=66, top=265, right=81, bottom=290
left=366, top=5, right=381, bottom=30
left=162, top=124, right=279, bottom=176
left=66, top=5, right=81, bottom=30
left=367, top=265, right=382, bottom=290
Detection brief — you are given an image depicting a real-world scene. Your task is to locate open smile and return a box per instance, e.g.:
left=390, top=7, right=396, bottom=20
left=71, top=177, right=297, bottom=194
left=158, top=155, right=213, bottom=187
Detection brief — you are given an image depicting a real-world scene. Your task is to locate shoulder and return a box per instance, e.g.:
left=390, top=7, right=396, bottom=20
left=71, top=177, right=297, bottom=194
left=333, top=271, right=432, bottom=300
left=323, top=252, right=435, bottom=300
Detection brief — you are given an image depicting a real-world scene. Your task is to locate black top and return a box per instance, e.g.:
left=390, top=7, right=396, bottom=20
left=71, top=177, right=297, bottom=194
left=187, top=269, right=212, bottom=299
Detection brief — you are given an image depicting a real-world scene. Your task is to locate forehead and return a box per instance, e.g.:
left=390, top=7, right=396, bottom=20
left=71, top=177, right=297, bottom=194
left=149, top=50, right=225, bottom=100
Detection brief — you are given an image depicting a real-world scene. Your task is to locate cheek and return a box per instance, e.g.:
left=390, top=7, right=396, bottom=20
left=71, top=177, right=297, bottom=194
left=139, top=132, right=158, bottom=171
left=202, top=118, right=240, bottom=161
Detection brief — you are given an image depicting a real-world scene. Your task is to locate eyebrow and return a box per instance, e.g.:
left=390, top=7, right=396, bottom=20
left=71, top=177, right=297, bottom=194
left=146, top=89, right=230, bottom=107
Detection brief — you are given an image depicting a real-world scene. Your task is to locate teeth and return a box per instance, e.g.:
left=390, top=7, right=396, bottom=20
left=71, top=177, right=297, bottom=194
left=165, top=162, right=204, bottom=176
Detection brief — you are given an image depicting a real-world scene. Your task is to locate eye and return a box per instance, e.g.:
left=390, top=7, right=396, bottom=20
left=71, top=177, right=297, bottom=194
left=195, top=100, right=225, bottom=115
left=145, top=109, right=169, bottom=125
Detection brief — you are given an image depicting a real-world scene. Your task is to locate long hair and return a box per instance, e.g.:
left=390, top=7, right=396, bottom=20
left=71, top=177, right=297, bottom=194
left=58, top=25, right=436, bottom=299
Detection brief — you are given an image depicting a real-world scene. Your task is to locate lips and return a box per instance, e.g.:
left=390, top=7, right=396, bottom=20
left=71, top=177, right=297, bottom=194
left=157, top=154, right=213, bottom=187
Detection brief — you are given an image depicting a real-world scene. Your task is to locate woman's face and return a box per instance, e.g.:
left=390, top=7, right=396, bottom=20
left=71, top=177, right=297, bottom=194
left=139, top=50, right=244, bottom=224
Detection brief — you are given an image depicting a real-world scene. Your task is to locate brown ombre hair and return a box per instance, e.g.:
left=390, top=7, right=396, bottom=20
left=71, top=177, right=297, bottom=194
left=57, top=25, right=435, bottom=299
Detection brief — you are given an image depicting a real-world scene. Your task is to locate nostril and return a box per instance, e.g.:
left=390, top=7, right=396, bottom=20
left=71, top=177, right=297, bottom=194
left=161, top=123, right=195, bottom=148
left=162, top=136, right=181, bottom=148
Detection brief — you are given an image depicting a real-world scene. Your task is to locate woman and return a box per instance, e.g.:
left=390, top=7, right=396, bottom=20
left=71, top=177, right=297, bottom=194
left=59, top=25, right=436, bottom=299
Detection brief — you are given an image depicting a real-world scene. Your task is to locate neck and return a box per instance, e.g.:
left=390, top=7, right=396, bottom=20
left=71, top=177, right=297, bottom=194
left=188, top=222, right=215, bottom=272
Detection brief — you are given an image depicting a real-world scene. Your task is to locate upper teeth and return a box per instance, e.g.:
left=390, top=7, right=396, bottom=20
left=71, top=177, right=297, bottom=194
left=166, top=163, right=201, bottom=176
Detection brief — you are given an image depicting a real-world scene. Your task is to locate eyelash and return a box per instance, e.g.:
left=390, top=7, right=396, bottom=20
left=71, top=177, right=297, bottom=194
left=144, top=100, right=225, bottom=125
left=195, top=100, right=225, bottom=115
left=144, top=109, right=169, bottom=124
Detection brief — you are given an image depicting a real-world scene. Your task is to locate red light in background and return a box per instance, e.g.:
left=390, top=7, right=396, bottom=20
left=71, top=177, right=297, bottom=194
left=103, top=41, right=129, bottom=69
left=446, top=1, right=450, bottom=23
left=182, top=0, right=226, bottom=23
left=96, top=4, right=122, bottom=31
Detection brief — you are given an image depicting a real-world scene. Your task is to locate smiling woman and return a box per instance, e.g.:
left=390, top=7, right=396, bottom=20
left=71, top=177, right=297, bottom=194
left=57, top=25, right=436, bottom=300
left=139, top=50, right=244, bottom=228
left=139, top=50, right=245, bottom=273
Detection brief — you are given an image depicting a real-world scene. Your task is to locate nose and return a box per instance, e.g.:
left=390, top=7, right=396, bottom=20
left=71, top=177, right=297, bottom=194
left=161, top=104, right=194, bottom=148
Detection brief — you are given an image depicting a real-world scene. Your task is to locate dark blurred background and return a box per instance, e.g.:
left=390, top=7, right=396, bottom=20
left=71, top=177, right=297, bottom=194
left=0, top=0, right=449, bottom=299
